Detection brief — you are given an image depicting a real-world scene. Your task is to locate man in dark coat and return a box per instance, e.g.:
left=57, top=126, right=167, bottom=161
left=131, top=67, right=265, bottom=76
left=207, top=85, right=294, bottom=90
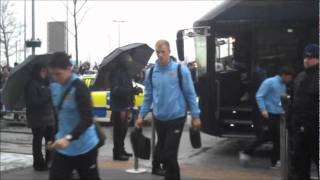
left=291, top=43, right=319, bottom=180
left=25, top=63, right=55, bottom=171
left=110, top=54, right=142, bottom=161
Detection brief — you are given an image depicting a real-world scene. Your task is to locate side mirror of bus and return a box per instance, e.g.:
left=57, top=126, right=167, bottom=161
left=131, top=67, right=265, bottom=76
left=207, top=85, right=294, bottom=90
left=176, top=30, right=185, bottom=61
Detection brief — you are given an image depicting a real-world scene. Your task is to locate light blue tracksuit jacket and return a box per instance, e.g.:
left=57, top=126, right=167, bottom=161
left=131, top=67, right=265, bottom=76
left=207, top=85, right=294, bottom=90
left=139, top=59, right=200, bottom=121
left=256, top=75, right=286, bottom=114
left=50, top=74, right=98, bottom=156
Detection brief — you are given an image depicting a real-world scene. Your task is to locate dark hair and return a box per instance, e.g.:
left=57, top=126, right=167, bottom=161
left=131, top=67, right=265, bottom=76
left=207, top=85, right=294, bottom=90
left=30, top=62, right=47, bottom=81
left=279, top=66, right=294, bottom=76
left=49, top=52, right=72, bottom=69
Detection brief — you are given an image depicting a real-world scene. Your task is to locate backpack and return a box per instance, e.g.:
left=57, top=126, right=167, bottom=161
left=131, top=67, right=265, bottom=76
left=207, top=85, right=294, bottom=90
left=149, top=64, right=183, bottom=91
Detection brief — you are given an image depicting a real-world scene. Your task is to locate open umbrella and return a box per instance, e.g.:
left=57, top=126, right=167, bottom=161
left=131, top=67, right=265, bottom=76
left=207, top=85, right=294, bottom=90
left=1, top=54, right=53, bottom=110
left=93, top=43, right=154, bottom=90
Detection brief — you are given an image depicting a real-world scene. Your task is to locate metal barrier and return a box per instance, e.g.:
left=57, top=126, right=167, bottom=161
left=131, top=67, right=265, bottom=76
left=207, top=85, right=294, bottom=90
left=280, top=94, right=291, bottom=180
left=280, top=115, right=289, bottom=180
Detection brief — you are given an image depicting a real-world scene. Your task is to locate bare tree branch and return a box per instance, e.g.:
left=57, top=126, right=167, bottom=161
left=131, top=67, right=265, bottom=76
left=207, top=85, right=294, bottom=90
left=0, top=0, right=20, bottom=65
left=77, top=8, right=89, bottom=27
left=69, top=0, right=88, bottom=67
left=76, top=0, right=87, bottom=15
left=59, top=1, right=74, bottom=17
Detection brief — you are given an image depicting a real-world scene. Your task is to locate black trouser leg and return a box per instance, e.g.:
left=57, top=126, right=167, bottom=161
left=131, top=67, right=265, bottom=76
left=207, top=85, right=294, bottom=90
left=154, top=117, right=185, bottom=180
left=112, top=111, right=124, bottom=155
left=294, top=131, right=311, bottom=180
left=75, top=147, right=100, bottom=180
left=163, top=119, right=185, bottom=180
left=120, top=111, right=129, bottom=153
left=244, top=106, right=269, bottom=155
left=269, top=114, right=280, bottom=166
left=43, top=125, right=55, bottom=166
left=31, top=127, right=46, bottom=168
left=294, top=128, right=319, bottom=180
left=49, top=147, right=100, bottom=180
left=49, top=151, right=73, bottom=180
left=153, top=120, right=167, bottom=170
left=311, top=129, right=319, bottom=179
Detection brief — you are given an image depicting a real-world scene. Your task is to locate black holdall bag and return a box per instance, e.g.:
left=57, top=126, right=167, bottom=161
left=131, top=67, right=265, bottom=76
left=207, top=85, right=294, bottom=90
left=130, top=127, right=151, bottom=160
left=53, top=79, right=106, bottom=148
left=189, top=126, right=202, bottom=149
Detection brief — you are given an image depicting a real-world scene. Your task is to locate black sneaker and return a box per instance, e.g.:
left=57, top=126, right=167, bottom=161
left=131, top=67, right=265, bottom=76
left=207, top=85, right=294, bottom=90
left=123, top=151, right=133, bottom=157
left=33, top=166, right=48, bottom=171
left=152, top=168, right=166, bottom=176
left=113, top=154, right=129, bottom=161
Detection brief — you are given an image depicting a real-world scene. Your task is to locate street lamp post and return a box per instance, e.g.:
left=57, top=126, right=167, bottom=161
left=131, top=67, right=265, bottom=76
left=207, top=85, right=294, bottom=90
left=26, top=0, right=41, bottom=55
left=113, top=20, right=126, bottom=47
left=66, top=0, right=69, bottom=53
left=24, top=0, right=26, bottom=59
left=31, top=0, right=35, bottom=55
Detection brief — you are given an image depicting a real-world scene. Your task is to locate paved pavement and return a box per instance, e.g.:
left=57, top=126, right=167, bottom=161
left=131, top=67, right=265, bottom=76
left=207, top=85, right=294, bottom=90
left=0, top=152, right=33, bottom=172
left=1, top=119, right=281, bottom=180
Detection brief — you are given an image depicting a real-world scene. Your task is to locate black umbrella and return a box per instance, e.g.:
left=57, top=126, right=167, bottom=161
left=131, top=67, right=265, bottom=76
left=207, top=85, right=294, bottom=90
left=1, top=54, right=53, bottom=110
left=93, top=43, right=154, bottom=90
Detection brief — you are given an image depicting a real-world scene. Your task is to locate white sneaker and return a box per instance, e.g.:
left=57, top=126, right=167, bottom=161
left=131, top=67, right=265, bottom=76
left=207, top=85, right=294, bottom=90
left=239, top=151, right=251, bottom=167
left=269, top=161, right=281, bottom=170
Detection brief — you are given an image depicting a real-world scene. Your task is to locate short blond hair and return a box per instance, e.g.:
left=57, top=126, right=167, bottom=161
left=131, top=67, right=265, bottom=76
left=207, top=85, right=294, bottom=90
left=155, top=39, right=170, bottom=50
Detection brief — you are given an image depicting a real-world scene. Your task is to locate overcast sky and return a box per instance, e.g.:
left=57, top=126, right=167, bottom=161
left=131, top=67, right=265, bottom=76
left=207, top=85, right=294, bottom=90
left=7, top=0, right=223, bottom=65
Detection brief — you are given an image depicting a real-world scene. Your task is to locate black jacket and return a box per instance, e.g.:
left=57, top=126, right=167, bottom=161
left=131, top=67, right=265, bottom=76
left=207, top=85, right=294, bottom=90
left=110, top=69, right=136, bottom=111
left=25, top=79, right=54, bottom=128
left=291, top=65, right=319, bottom=131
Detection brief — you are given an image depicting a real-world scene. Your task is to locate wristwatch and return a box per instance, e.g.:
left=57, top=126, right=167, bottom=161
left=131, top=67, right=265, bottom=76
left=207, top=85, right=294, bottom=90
left=64, top=134, right=73, bottom=141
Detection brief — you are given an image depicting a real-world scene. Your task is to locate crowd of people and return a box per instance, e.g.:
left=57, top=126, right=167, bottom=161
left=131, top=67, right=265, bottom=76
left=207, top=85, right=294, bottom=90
left=2, top=39, right=318, bottom=180
left=22, top=39, right=201, bottom=180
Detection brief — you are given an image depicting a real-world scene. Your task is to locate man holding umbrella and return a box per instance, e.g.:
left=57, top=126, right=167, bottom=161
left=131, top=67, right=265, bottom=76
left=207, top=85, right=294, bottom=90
left=92, top=43, right=154, bottom=161
left=136, top=40, right=201, bottom=180
left=110, top=53, right=143, bottom=161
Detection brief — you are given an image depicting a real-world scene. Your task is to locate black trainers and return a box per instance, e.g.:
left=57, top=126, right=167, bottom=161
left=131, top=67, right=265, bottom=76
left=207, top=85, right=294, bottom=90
left=123, top=151, right=133, bottom=157
left=113, top=154, right=129, bottom=161
left=33, top=166, right=48, bottom=171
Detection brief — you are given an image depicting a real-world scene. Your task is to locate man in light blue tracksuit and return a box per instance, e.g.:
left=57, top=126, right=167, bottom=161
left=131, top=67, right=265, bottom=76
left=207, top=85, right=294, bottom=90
left=47, top=52, right=100, bottom=180
left=254, top=67, right=293, bottom=168
left=136, top=40, right=201, bottom=180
